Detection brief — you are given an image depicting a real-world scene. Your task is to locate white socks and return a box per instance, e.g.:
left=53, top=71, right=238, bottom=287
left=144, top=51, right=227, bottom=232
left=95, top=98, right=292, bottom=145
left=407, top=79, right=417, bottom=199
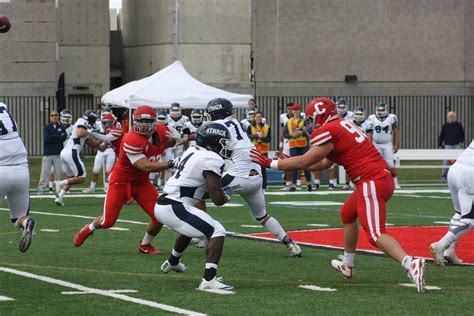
left=60, top=179, right=68, bottom=187
left=342, top=251, right=355, bottom=267
left=329, top=178, right=338, bottom=186
left=88, top=223, right=96, bottom=231
left=262, top=216, right=287, bottom=242
left=314, top=179, right=320, bottom=185
left=142, top=232, right=156, bottom=245
left=90, top=181, right=96, bottom=189
left=401, top=256, right=413, bottom=270
left=58, top=189, right=66, bottom=199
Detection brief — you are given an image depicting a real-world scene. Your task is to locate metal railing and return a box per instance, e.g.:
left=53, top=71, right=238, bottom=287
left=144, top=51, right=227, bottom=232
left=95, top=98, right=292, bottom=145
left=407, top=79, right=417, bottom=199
left=1, top=95, right=472, bottom=156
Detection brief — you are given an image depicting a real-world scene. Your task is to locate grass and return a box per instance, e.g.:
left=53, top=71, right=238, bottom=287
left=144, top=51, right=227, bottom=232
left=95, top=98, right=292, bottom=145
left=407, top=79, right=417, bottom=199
left=0, top=158, right=472, bottom=315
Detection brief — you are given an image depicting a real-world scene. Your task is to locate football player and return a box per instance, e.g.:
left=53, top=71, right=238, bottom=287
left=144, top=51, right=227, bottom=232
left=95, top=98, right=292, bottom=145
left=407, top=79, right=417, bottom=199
left=250, top=97, right=426, bottom=293
left=367, top=102, right=401, bottom=189
left=183, top=109, right=204, bottom=147
left=430, top=139, right=474, bottom=266
left=73, top=105, right=190, bottom=254
left=55, top=110, right=102, bottom=206
left=156, top=109, right=168, bottom=124
left=206, top=98, right=302, bottom=257
left=83, top=113, right=122, bottom=193
left=240, top=108, right=256, bottom=132
left=60, top=108, right=73, bottom=142
left=279, top=103, right=294, bottom=190
left=336, top=98, right=355, bottom=121
left=163, top=103, right=189, bottom=180
left=153, top=109, right=169, bottom=188
left=157, top=123, right=234, bottom=291
left=0, top=102, right=36, bottom=252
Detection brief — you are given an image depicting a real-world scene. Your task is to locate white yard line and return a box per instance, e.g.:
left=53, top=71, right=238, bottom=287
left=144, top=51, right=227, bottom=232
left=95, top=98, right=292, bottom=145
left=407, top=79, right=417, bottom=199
left=62, top=289, right=138, bottom=295
left=240, top=225, right=263, bottom=228
left=395, top=194, right=450, bottom=199
left=298, top=285, right=337, bottom=292
left=270, top=201, right=343, bottom=206
left=0, top=267, right=205, bottom=316
left=307, top=224, right=329, bottom=227
left=399, top=283, right=441, bottom=290
left=40, top=229, right=60, bottom=232
left=196, top=288, right=235, bottom=295
left=0, top=295, right=14, bottom=301
left=265, top=189, right=450, bottom=196
left=433, top=221, right=450, bottom=225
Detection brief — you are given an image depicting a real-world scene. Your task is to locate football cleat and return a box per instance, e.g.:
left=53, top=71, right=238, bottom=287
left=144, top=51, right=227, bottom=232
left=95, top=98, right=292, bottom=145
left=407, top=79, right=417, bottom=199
left=198, top=277, right=234, bottom=291
left=139, top=242, right=162, bottom=255
left=331, top=258, right=353, bottom=279
left=407, top=258, right=426, bottom=293
left=307, top=184, right=312, bottom=192
left=54, top=197, right=65, bottom=206
left=160, top=260, right=187, bottom=273
left=429, top=242, right=447, bottom=266
left=82, top=187, right=95, bottom=193
left=19, top=218, right=36, bottom=253
left=444, top=246, right=463, bottom=265
left=289, top=185, right=296, bottom=192
left=73, top=224, right=93, bottom=247
left=328, top=184, right=337, bottom=191
left=287, top=241, right=302, bottom=257
left=190, top=237, right=208, bottom=248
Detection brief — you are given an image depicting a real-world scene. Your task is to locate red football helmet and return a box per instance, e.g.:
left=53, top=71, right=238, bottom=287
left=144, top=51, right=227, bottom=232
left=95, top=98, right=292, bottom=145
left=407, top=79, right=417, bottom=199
left=0, top=16, right=11, bottom=33
left=101, top=113, right=116, bottom=131
left=305, top=97, right=338, bottom=128
left=133, top=105, right=156, bottom=135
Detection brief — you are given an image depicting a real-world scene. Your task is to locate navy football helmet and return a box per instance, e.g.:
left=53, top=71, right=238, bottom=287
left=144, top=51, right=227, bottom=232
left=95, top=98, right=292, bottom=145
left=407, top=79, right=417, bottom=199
left=191, top=109, right=203, bottom=125
left=354, top=107, right=365, bottom=123
left=196, top=123, right=232, bottom=159
left=60, top=109, right=73, bottom=125
left=376, top=102, right=388, bottom=118
left=205, top=98, right=233, bottom=121
left=82, top=110, right=100, bottom=127
left=157, top=109, right=168, bottom=124
left=336, top=98, right=348, bottom=117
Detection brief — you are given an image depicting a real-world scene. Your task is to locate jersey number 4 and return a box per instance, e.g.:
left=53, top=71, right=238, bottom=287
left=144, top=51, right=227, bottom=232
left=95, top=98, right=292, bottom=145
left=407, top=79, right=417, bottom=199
left=0, top=106, right=18, bottom=135
left=174, top=152, right=194, bottom=179
left=340, top=120, right=367, bottom=143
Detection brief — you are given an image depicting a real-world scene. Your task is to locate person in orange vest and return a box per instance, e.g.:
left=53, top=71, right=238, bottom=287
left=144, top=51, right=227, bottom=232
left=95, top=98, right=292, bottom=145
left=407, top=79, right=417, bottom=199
left=247, top=111, right=271, bottom=190
left=284, top=104, right=312, bottom=191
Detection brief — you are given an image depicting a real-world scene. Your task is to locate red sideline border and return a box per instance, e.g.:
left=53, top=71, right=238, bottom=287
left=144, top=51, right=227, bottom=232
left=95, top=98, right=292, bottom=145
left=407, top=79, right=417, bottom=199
left=227, top=227, right=474, bottom=266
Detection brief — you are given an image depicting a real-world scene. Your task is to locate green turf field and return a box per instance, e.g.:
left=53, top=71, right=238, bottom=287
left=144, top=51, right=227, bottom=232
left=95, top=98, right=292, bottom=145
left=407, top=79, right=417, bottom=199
left=1, top=158, right=472, bottom=315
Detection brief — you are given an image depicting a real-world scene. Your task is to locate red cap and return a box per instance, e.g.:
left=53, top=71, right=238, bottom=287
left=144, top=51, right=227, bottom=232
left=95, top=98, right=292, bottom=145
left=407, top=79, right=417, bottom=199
left=292, top=103, right=301, bottom=110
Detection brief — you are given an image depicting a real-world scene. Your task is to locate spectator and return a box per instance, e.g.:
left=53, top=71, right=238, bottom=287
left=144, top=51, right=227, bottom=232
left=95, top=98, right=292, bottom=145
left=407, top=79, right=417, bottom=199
left=241, top=108, right=256, bottom=132
left=438, top=111, right=465, bottom=181
left=247, top=111, right=271, bottom=190
left=37, top=110, right=67, bottom=195
left=284, top=104, right=312, bottom=191
left=279, top=102, right=295, bottom=190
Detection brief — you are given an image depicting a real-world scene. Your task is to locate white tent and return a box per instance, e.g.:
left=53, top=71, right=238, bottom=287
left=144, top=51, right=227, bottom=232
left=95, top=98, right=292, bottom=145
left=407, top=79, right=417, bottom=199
left=101, top=61, right=253, bottom=109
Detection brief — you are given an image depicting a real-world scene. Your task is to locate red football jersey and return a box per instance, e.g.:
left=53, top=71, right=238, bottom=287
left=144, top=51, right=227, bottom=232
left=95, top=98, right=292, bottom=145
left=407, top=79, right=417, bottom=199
left=108, top=126, right=123, bottom=155
left=310, top=118, right=389, bottom=183
left=113, top=124, right=169, bottom=182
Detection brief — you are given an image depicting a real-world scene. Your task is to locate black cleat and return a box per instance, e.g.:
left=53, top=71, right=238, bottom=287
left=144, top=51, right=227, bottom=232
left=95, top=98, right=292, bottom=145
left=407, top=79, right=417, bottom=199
left=19, top=218, right=36, bottom=253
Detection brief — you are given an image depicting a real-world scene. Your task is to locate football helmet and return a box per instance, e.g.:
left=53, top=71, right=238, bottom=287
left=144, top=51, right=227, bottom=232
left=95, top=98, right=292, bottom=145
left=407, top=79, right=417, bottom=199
left=156, top=109, right=168, bottom=124
left=246, top=109, right=257, bottom=121
left=191, top=109, right=203, bottom=125
left=82, top=110, right=100, bottom=127
left=336, top=98, right=348, bottom=117
left=60, top=109, right=73, bottom=125
left=170, top=103, right=182, bottom=120
left=196, top=123, right=232, bottom=159
left=205, top=98, right=233, bottom=121
left=305, top=97, right=338, bottom=128
left=101, top=113, right=116, bottom=131
left=354, top=107, right=365, bottom=123
left=133, top=105, right=157, bottom=135
left=376, top=102, right=388, bottom=118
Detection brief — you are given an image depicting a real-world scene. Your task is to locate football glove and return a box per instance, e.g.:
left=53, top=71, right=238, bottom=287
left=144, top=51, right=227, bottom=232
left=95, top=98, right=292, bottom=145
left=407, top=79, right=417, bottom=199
left=275, top=151, right=290, bottom=160
left=222, top=184, right=241, bottom=196
left=168, top=156, right=181, bottom=169
left=166, top=127, right=188, bottom=146
left=250, top=149, right=272, bottom=168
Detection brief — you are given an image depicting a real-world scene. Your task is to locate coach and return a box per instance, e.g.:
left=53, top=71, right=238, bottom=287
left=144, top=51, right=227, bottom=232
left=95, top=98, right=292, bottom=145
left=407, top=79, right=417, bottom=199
left=438, top=111, right=465, bottom=181
left=37, top=110, right=67, bottom=194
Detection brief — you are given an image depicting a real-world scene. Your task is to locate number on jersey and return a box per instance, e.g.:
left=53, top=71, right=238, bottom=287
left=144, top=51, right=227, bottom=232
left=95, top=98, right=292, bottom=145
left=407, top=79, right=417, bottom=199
left=340, top=120, right=366, bottom=143
left=174, top=152, right=194, bottom=179
left=0, top=106, right=18, bottom=135
left=224, top=120, right=244, bottom=140
left=374, top=125, right=390, bottom=133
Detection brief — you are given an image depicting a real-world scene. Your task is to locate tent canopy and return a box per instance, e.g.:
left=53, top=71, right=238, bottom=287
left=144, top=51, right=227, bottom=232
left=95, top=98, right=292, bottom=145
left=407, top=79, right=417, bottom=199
left=101, top=61, right=253, bottom=109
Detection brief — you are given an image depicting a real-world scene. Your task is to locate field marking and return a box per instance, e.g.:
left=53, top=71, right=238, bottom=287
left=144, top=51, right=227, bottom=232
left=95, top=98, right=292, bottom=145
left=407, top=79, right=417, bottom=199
left=62, top=289, right=138, bottom=295
left=0, top=295, right=14, bottom=301
left=0, top=267, right=205, bottom=316
left=298, top=285, right=337, bottom=292
left=307, top=224, right=329, bottom=227
left=265, top=189, right=450, bottom=196
left=40, top=229, right=60, bottom=232
left=395, top=194, right=450, bottom=199
left=434, top=221, right=450, bottom=225
left=399, top=283, right=441, bottom=290
left=206, top=203, right=243, bottom=208
left=109, top=227, right=130, bottom=231
left=386, top=223, right=394, bottom=226
left=196, top=288, right=235, bottom=295
left=270, top=201, right=343, bottom=206
left=240, top=225, right=263, bottom=228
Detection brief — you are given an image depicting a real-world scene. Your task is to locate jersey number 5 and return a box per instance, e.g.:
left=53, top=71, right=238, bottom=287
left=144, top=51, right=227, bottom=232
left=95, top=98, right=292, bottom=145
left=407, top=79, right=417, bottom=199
left=340, top=120, right=366, bottom=143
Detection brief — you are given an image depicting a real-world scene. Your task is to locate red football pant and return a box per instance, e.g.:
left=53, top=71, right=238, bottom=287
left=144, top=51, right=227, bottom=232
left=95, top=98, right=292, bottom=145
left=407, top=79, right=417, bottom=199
left=100, top=173, right=158, bottom=228
left=340, top=172, right=394, bottom=246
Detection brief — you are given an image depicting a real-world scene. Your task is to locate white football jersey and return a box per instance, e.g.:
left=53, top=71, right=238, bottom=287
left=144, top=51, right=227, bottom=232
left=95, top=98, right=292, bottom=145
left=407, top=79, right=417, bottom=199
left=63, top=117, right=94, bottom=152
left=183, top=121, right=203, bottom=147
left=368, top=113, right=398, bottom=144
left=63, top=124, right=73, bottom=146
left=0, top=103, right=28, bottom=166
left=164, top=146, right=225, bottom=206
left=354, top=119, right=373, bottom=134
left=240, top=119, right=251, bottom=132
left=166, top=115, right=189, bottom=132
left=213, top=117, right=261, bottom=178
left=340, top=111, right=355, bottom=121
left=455, top=140, right=474, bottom=167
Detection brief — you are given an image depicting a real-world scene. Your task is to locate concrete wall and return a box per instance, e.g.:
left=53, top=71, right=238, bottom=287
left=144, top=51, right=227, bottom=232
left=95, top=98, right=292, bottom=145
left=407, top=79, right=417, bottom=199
left=122, top=0, right=252, bottom=95
left=0, top=0, right=57, bottom=96
left=253, top=0, right=474, bottom=96
left=57, top=0, right=110, bottom=96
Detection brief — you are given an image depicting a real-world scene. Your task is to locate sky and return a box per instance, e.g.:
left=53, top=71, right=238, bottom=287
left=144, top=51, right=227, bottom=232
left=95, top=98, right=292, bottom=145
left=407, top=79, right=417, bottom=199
left=109, top=0, right=122, bottom=9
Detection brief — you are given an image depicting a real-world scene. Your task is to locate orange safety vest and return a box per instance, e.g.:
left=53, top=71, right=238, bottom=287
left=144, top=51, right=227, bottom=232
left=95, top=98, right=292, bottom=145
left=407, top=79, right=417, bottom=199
left=287, top=116, right=307, bottom=148
left=250, top=124, right=270, bottom=154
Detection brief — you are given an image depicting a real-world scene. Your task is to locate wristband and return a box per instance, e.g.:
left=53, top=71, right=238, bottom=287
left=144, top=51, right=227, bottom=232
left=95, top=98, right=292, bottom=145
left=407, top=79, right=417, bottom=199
left=167, top=160, right=174, bottom=169
left=270, top=160, right=279, bottom=169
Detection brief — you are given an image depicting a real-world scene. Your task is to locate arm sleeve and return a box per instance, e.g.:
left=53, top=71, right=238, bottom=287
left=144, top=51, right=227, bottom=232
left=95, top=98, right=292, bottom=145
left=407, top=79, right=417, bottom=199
left=310, top=127, right=332, bottom=146
left=90, top=131, right=119, bottom=142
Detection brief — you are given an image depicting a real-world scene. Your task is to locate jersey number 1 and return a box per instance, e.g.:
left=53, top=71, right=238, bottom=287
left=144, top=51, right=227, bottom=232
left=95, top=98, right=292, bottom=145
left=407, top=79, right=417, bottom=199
left=340, top=120, right=366, bottom=143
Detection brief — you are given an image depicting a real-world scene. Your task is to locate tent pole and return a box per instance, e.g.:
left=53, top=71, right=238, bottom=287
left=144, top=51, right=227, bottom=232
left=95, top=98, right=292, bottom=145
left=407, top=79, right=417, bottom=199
left=173, top=0, right=179, bottom=60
